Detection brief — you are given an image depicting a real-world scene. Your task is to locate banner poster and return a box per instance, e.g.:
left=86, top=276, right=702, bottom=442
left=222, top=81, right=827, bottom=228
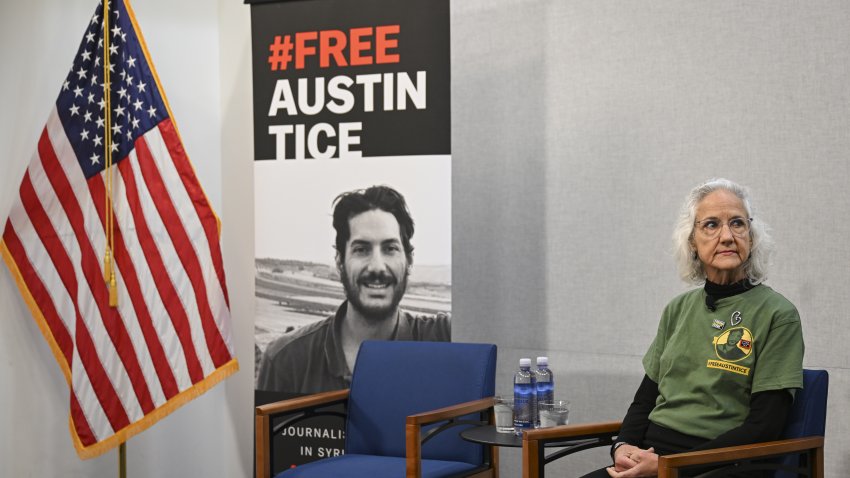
left=249, top=0, right=450, bottom=472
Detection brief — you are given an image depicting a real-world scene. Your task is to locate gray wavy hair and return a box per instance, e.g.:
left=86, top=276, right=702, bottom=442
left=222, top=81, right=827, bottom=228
left=672, top=178, right=774, bottom=285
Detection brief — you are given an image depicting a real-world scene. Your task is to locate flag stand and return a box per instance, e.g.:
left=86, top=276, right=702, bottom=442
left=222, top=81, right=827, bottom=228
left=119, top=443, right=126, bottom=478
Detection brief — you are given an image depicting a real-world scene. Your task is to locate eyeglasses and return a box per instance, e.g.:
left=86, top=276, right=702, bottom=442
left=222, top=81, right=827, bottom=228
left=694, top=216, right=752, bottom=238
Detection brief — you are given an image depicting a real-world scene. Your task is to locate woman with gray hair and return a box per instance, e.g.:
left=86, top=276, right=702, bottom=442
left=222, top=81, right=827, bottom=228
left=582, top=178, right=804, bottom=478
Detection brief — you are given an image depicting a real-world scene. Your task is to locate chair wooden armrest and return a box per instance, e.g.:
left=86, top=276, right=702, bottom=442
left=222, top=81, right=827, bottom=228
left=522, top=421, right=622, bottom=478
left=255, top=389, right=350, bottom=478
left=406, top=397, right=498, bottom=478
left=657, top=436, right=825, bottom=478
left=407, top=396, right=496, bottom=427
left=256, top=389, right=350, bottom=417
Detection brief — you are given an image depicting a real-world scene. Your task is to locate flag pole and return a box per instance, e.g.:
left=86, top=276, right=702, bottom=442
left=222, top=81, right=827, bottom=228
left=102, top=0, right=123, bottom=470
left=102, top=0, right=118, bottom=307
left=119, top=442, right=127, bottom=478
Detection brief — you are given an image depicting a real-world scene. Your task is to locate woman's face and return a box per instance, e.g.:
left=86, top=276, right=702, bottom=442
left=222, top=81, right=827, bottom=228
left=691, top=189, right=752, bottom=284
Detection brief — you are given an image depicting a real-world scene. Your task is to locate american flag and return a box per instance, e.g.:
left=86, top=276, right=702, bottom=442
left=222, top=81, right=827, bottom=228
left=0, top=0, right=237, bottom=458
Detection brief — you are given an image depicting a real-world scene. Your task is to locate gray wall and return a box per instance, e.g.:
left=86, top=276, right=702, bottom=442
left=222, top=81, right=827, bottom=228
left=452, top=1, right=849, bottom=476
left=1, top=1, right=846, bottom=477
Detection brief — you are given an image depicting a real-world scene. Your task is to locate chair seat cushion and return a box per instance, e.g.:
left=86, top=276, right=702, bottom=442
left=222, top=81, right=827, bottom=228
left=275, top=454, right=480, bottom=478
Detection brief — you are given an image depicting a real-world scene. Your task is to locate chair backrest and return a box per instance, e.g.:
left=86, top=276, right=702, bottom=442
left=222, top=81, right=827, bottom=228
left=782, top=369, right=828, bottom=439
left=344, top=340, right=497, bottom=465
left=775, top=369, right=828, bottom=478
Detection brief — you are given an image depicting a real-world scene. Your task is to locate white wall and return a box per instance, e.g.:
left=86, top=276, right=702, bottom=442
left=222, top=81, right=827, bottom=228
left=0, top=1, right=253, bottom=477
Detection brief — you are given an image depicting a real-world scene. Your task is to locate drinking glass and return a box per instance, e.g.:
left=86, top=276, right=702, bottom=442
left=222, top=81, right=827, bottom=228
left=493, top=396, right=515, bottom=433
left=538, top=399, right=570, bottom=428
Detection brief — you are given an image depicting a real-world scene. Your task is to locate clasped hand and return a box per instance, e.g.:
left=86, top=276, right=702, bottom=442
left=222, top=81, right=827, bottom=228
left=606, top=444, right=658, bottom=478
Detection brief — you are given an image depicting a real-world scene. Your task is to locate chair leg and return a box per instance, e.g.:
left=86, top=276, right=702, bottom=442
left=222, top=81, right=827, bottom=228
left=256, top=414, right=270, bottom=478
left=657, top=465, right=679, bottom=478
left=491, top=444, right=499, bottom=478
left=405, top=423, right=422, bottom=478
left=812, top=447, right=824, bottom=478
left=522, top=439, right=541, bottom=478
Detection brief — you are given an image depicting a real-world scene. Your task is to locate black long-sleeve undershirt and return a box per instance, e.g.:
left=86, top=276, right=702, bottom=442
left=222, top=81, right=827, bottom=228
left=611, top=374, right=793, bottom=457
left=613, top=374, right=658, bottom=450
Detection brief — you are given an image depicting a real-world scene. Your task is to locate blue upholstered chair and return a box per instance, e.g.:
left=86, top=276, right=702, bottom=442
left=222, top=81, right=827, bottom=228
left=256, top=340, right=498, bottom=478
left=521, top=369, right=829, bottom=478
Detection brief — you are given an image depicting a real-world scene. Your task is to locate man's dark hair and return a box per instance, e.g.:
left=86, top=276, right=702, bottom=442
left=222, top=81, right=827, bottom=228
left=333, top=185, right=415, bottom=263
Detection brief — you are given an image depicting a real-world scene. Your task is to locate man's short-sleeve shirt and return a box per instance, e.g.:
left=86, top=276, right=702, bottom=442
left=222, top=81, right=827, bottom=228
left=642, top=285, right=803, bottom=439
left=257, top=301, right=451, bottom=394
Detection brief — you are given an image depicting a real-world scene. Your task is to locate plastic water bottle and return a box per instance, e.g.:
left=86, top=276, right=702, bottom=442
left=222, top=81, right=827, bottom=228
left=535, top=357, right=554, bottom=427
left=513, top=358, right=537, bottom=432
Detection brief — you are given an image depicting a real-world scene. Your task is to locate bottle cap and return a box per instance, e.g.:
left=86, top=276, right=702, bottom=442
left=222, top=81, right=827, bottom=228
left=519, top=358, right=531, bottom=367
left=536, top=356, right=548, bottom=366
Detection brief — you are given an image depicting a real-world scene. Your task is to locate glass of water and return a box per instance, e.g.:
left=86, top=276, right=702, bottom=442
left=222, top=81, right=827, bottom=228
left=493, top=396, right=515, bottom=433
left=538, top=400, right=570, bottom=428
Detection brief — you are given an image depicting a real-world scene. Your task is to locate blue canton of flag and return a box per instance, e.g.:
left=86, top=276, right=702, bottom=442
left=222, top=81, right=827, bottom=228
left=57, top=0, right=167, bottom=179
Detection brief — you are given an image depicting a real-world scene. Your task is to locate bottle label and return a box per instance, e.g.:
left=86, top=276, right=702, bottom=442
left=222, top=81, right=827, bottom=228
left=536, top=381, right=554, bottom=405
left=513, top=383, right=536, bottom=429
left=535, top=370, right=554, bottom=410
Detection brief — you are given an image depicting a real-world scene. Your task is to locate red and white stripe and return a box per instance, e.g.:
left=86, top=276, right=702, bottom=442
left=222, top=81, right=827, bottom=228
left=2, top=106, right=234, bottom=450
